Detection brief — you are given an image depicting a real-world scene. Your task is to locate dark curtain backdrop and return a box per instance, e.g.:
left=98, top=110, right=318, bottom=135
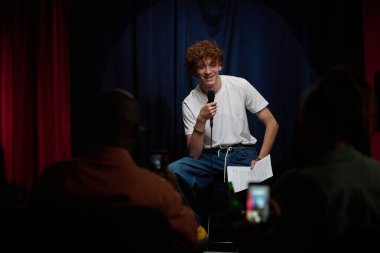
left=71, top=0, right=364, bottom=179
left=2, top=0, right=376, bottom=203
left=0, top=0, right=71, bottom=202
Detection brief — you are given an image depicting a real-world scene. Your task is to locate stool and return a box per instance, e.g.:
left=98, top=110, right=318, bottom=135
left=196, top=178, right=246, bottom=252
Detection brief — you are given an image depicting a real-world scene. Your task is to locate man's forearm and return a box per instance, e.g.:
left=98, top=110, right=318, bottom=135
left=258, top=120, right=279, bottom=158
left=187, top=118, right=207, bottom=159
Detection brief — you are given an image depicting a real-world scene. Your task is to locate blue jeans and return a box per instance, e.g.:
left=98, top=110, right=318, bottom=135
left=168, top=146, right=257, bottom=224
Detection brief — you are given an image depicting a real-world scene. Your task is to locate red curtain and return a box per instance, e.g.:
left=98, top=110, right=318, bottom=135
left=363, top=0, right=380, bottom=162
left=0, top=0, right=71, bottom=202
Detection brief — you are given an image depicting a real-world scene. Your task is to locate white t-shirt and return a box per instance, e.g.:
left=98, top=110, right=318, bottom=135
left=182, top=75, right=268, bottom=148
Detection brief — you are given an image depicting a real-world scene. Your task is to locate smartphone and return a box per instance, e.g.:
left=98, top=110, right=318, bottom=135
left=246, top=183, right=270, bottom=224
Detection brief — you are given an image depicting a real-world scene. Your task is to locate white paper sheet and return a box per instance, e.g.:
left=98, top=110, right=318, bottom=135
left=227, top=154, right=273, bottom=192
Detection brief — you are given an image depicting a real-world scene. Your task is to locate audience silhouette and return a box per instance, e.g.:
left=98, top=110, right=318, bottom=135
left=0, top=144, right=26, bottom=209
left=237, top=65, right=380, bottom=253
left=28, top=89, right=198, bottom=252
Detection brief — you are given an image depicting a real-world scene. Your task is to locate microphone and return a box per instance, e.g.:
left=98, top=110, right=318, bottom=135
left=207, top=90, right=215, bottom=128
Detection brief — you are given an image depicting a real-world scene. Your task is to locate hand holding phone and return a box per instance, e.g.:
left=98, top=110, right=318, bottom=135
left=246, top=183, right=270, bottom=224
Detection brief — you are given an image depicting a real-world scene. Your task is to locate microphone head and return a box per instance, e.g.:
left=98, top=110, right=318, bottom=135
left=207, top=90, right=215, bottom=103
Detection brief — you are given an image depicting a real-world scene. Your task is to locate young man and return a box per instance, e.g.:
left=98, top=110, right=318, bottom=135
left=168, top=40, right=279, bottom=239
